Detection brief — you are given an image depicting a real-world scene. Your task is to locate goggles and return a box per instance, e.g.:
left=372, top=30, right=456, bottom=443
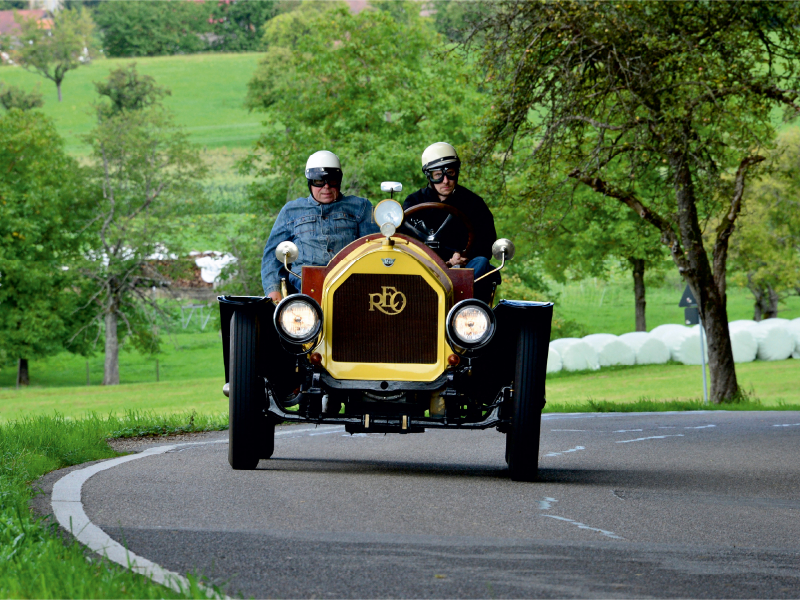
left=425, top=166, right=459, bottom=184
left=309, top=177, right=342, bottom=188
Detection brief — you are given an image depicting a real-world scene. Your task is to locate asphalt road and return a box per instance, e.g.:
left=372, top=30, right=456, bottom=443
left=73, top=411, right=800, bottom=598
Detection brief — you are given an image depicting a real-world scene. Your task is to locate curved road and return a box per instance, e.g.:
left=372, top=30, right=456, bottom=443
left=51, top=411, right=800, bottom=598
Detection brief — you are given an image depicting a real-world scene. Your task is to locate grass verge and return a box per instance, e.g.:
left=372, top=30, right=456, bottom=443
left=0, top=411, right=226, bottom=599
left=544, top=397, right=800, bottom=413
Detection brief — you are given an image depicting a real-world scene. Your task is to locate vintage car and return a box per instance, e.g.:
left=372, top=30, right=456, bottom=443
left=218, top=183, right=552, bottom=481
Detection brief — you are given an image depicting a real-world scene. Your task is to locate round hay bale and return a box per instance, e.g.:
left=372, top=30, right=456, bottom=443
left=583, top=334, right=635, bottom=366
left=619, top=332, right=670, bottom=365
left=750, top=319, right=794, bottom=361
left=788, top=319, right=800, bottom=359
left=546, top=347, right=562, bottom=374
left=729, top=328, right=757, bottom=363
left=548, top=338, right=600, bottom=372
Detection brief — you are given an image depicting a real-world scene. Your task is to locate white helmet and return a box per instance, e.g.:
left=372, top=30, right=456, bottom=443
left=305, top=150, right=342, bottom=180
left=421, top=142, right=460, bottom=172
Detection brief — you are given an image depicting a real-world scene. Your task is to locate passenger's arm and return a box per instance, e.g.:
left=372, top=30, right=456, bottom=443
left=261, top=208, right=292, bottom=297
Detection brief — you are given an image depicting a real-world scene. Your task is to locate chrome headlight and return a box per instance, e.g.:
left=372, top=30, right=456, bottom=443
left=373, top=199, right=404, bottom=238
left=446, top=299, right=496, bottom=352
left=274, top=295, right=322, bottom=344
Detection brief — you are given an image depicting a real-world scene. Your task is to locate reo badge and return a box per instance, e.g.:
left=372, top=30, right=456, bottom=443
left=382, top=258, right=395, bottom=267
left=369, top=286, right=406, bottom=315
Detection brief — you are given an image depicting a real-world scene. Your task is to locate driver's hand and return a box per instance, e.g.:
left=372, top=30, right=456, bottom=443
left=447, top=252, right=468, bottom=268
left=268, top=291, right=283, bottom=304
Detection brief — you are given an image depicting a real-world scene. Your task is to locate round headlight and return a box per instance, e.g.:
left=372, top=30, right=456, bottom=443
left=446, top=299, right=496, bottom=352
left=274, top=295, right=322, bottom=345
left=373, top=199, right=404, bottom=233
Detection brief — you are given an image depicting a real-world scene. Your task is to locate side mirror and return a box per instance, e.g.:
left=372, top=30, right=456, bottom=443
left=275, top=241, right=299, bottom=265
left=491, top=238, right=516, bottom=261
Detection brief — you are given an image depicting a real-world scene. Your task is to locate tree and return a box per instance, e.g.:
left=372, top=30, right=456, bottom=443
left=93, top=62, right=171, bottom=118
left=12, top=7, right=95, bottom=102
left=471, top=2, right=800, bottom=403
left=730, top=130, right=800, bottom=320
left=94, top=0, right=211, bottom=57
left=81, top=65, right=206, bottom=385
left=0, top=82, right=44, bottom=111
left=245, top=1, right=483, bottom=206
left=0, top=110, right=93, bottom=386
left=209, top=0, right=276, bottom=52
left=535, top=191, right=668, bottom=332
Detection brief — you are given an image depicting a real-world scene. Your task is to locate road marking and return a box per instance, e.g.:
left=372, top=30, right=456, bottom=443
left=685, top=424, right=716, bottom=429
left=616, top=434, right=684, bottom=444
left=614, top=429, right=643, bottom=433
left=536, top=497, right=558, bottom=510
left=543, top=445, right=585, bottom=457
left=550, top=429, right=586, bottom=432
left=541, top=515, right=624, bottom=540
left=773, top=423, right=800, bottom=427
left=51, top=430, right=332, bottom=598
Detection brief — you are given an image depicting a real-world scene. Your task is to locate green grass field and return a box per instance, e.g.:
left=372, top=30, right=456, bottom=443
left=547, top=273, right=800, bottom=336
left=0, top=53, right=263, bottom=153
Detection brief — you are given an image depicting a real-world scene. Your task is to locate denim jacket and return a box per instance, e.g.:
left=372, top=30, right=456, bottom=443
left=261, top=194, right=379, bottom=295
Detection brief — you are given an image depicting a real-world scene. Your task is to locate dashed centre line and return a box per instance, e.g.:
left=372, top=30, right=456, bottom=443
left=616, top=434, right=684, bottom=444
left=774, top=423, right=800, bottom=427
left=685, top=424, right=716, bottom=429
left=543, top=445, right=585, bottom=457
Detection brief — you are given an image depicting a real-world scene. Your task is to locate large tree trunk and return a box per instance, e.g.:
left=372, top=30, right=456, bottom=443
left=16, top=358, right=29, bottom=388
left=103, top=309, right=120, bottom=385
left=671, top=154, right=739, bottom=403
left=749, top=279, right=779, bottom=321
left=629, top=257, right=646, bottom=332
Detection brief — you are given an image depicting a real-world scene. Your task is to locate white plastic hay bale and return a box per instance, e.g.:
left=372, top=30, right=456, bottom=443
left=750, top=319, right=794, bottom=361
left=619, top=332, right=671, bottom=365
left=582, top=333, right=635, bottom=366
left=788, top=318, right=800, bottom=359
left=548, top=338, right=600, bottom=372
left=729, top=328, right=757, bottom=363
left=650, top=325, right=692, bottom=362
left=729, top=319, right=756, bottom=332
left=674, top=327, right=707, bottom=365
left=546, top=347, right=562, bottom=374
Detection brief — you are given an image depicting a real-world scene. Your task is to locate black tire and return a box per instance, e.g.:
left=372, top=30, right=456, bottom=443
left=506, top=324, right=544, bottom=482
left=228, top=311, right=262, bottom=470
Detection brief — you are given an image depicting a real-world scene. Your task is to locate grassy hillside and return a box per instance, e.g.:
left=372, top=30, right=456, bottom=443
left=0, top=53, right=263, bottom=153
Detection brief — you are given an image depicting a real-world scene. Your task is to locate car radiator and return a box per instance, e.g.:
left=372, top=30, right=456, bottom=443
left=331, top=273, right=438, bottom=364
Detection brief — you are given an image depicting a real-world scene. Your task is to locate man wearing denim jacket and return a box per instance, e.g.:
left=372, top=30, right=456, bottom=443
left=261, top=151, right=379, bottom=302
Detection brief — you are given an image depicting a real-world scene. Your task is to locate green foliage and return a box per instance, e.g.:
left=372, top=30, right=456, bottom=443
left=11, top=7, right=96, bottom=102
left=78, top=71, right=207, bottom=382
left=730, top=129, right=800, bottom=318
left=0, top=412, right=224, bottom=598
left=93, top=63, right=171, bottom=118
left=209, top=0, right=276, bottom=52
left=428, top=0, right=485, bottom=43
left=245, top=2, right=484, bottom=207
left=0, top=110, right=95, bottom=373
left=471, top=2, right=800, bottom=402
left=0, top=82, right=44, bottom=111
left=94, top=0, right=211, bottom=57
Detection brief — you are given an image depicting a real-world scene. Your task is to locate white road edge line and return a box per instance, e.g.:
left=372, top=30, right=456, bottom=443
left=51, top=440, right=229, bottom=598
left=50, top=426, right=346, bottom=596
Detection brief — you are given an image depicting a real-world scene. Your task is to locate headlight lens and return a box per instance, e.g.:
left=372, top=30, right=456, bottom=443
left=274, top=295, right=322, bottom=345
left=446, top=299, right=496, bottom=352
left=453, top=306, right=490, bottom=343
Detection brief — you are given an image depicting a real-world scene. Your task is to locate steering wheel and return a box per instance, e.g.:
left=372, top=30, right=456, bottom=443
left=402, top=202, right=475, bottom=258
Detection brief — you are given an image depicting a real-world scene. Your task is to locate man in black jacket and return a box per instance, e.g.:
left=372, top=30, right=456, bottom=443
left=402, top=142, right=501, bottom=302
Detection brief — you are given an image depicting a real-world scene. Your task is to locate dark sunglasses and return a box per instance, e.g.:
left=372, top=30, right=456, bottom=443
left=310, top=178, right=342, bottom=188
left=425, top=167, right=459, bottom=184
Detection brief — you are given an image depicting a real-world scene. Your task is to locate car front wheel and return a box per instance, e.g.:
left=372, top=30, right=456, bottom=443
left=228, top=311, right=263, bottom=470
left=506, top=323, right=544, bottom=482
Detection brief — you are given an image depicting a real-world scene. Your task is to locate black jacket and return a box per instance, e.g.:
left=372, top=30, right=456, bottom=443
left=402, top=184, right=497, bottom=262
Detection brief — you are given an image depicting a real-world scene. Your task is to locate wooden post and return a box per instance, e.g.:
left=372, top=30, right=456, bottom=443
left=86, top=361, right=90, bottom=386
left=156, top=359, right=160, bottom=382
